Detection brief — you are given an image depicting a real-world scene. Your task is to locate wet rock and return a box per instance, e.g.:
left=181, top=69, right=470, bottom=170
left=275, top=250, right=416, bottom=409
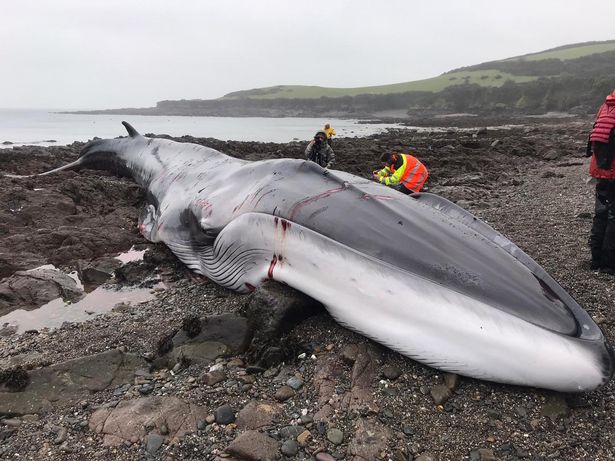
left=226, top=430, right=280, bottom=460
left=167, top=313, right=252, bottom=366
left=79, top=257, right=122, bottom=285
left=0, top=268, right=84, bottom=315
left=89, top=396, right=207, bottom=446
left=172, top=341, right=228, bottom=367
left=0, top=324, right=17, bottom=337
left=0, top=349, right=146, bottom=415
left=235, top=401, right=281, bottom=430
left=0, top=366, right=30, bottom=392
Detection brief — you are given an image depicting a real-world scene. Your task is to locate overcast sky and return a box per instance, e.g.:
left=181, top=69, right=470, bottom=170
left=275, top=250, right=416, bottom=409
left=2, top=0, right=614, bottom=110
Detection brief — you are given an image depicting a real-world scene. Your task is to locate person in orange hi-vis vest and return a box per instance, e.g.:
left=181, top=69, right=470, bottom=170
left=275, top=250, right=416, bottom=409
left=372, top=151, right=429, bottom=194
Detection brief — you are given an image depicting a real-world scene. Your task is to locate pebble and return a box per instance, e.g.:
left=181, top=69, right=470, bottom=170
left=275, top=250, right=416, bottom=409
left=53, top=427, right=67, bottom=445
left=214, top=404, right=235, bottom=425
left=139, top=383, right=155, bottom=394
left=279, top=425, right=303, bottom=440
left=287, top=376, right=304, bottom=390
left=382, top=364, right=402, bottom=380
left=145, top=433, right=164, bottom=455
left=316, top=453, right=336, bottom=461
left=280, top=439, right=299, bottom=456
left=326, top=428, right=344, bottom=445
left=300, top=414, right=313, bottom=425
left=274, top=385, right=296, bottom=402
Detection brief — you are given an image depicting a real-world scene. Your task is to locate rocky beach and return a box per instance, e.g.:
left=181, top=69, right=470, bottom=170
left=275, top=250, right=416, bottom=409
left=0, top=116, right=614, bottom=461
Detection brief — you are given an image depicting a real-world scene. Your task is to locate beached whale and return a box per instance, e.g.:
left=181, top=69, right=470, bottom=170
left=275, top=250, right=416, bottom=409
left=39, top=122, right=613, bottom=392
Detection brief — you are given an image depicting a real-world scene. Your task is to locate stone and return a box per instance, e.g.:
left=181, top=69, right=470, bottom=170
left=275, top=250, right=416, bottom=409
left=235, top=401, right=281, bottom=430
left=443, top=373, right=458, bottom=390
left=279, top=425, right=303, bottom=440
left=172, top=342, right=228, bottom=367
left=341, top=343, right=382, bottom=413
left=326, top=428, right=344, bottom=445
left=296, top=430, right=311, bottom=446
left=286, top=376, right=303, bottom=390
left=200, top=369, right=227, bottom=386
left=145, top=433, right=164, bottom=455
left=274, top=385, right=295, bottom=402
left=79, top=257, right=122, bottom=285
left=171, top=313, right=252, bottom=355
left=0, top=349, right=147, bottom=415
left=89, top=396, right=208, bottom=446
left=0, top=268, right=84, bottom=315
left=347, top=418, right=390, bottom=461
left=382, top=364, right=402, bottom=380
left=280, top=439, right=299, bottom=456
left=244, top=280, right=324, bottom=347
left=316, top=453, right=336, bottom=461
left=226, top=430, right=280, bottom=460
left=541, top=394, right=570, bottom=421
left=415, top=453, right=438, bottom=461
left=340, top=344, right=359, bottom=364
left=214, top=404, right=235, bottom=425
left=430, top=384, right=452, bottom=405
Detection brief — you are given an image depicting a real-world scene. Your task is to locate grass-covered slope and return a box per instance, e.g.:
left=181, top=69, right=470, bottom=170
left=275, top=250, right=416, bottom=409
left=221, top=40, right=615, bottom=101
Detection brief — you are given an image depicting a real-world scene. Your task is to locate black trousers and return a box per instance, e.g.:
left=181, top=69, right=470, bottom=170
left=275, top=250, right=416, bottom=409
left=590, top=178, right=615, bottom=268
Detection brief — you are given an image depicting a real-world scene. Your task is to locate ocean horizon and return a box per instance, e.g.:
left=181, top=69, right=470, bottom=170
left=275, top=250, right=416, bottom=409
left=0, top=109, right=403, bottom=147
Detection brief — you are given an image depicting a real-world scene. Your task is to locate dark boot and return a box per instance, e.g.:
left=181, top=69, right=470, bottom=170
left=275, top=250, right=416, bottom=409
left=601, top=248, right=615, bottom=274
left=590, top=248, right=603, bottom=270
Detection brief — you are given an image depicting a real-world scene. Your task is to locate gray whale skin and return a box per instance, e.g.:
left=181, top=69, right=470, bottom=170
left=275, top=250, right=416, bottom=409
left=42, top=122, right=613, bottom=392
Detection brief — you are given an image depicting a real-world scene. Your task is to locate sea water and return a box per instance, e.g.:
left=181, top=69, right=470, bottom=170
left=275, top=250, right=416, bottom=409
left=0, top=109, right=404, bottom=147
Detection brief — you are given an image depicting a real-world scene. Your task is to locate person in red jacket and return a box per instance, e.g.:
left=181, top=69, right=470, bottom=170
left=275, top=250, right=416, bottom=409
left=587, top=90, right=615, bottom=273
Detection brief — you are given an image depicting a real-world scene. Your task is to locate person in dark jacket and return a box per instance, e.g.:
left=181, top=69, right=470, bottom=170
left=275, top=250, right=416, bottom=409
left=587, top=90, right=615, bottom=274
left=305, top=131, right=335, bottom=168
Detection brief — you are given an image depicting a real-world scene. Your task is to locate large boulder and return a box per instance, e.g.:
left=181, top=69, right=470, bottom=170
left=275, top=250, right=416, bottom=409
left=0, top=267, right=84, bottom=315
left=0, top=349, right=147, bottom=416
left=89, top=396, right=208, bottom=446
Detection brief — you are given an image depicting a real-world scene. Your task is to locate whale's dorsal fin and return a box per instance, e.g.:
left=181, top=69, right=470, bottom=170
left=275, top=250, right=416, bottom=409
left=122, top=121, right=140, bottom=138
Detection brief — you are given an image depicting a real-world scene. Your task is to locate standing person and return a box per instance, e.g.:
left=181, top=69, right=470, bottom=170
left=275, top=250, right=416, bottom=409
left=373, top=151, right=428, bottom=194
left=323, top=123, right=336, bottom=146
left=305, top=131, right=335, bottom=168
left=587, top=90, right=615, bottom=274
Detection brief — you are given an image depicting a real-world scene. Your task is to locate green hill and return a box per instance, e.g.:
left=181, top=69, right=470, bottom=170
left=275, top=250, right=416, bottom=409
left=220, top=40, right=615, bottom=101
left=79, top=40, right=615, bottom=117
